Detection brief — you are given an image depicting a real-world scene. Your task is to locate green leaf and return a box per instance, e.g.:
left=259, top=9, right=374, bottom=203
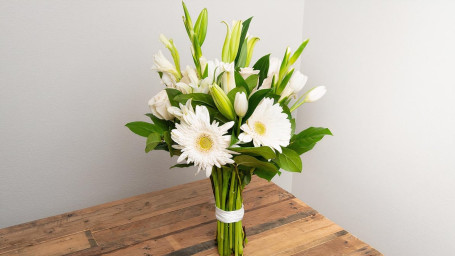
left=234, top=71, right=250, bottom=94
left=170, top=163, right=193, bottom=169
left=245, top=74, right=258, bottom=92
left=252, top=54, right=270, bottom=87
left=235, top=39, right=248, bottom=68
left=244, top=89, right=272, bottom=120
left=275, top=147, right=302, bottom=173
left=277, top=68, right=294, bottom=94
left=280, top=104, right=295, bottom=136
left=145, top=133, right=162, bottom=153
left=125, top=122, right=162, bottom=137
left=234, top=155, right=279, bottom=181
left=229, top=146, right=276, bottom=160
left=289, top=127, right=333, bottom=155
left=230, top=129, right=239, bottom=146
left=165, top=88, right=183, bottom=107
left=145, top=113, right=167, bottom=133
left=174, top=93, right=215, bottom=108
left=289, top=39, right=309, bottom=65
left=235, top=17, right=253, bottom=64
left=163, top=130, right=173, bottom=156
left=155, top=142, right=169, bottom=151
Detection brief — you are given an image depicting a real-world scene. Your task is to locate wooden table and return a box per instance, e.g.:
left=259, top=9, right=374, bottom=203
left=0, top=177, right=382, bottom=256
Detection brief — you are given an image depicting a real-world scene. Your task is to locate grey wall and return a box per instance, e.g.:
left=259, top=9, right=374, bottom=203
left=293, top=1, right=455, bottom=255
left=0, top=0, right=304, bottom=228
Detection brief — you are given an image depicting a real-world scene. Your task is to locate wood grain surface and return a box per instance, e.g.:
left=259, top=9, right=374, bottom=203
left=0, top=177, right=382, bottom=256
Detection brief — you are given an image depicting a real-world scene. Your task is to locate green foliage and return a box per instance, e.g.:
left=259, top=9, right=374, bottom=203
left=170, top=163, right=193, bottom=169
left=245, top=74, right=258, bottom=92
left=288, top=127, right=333, bottom=155
left=243, top=89, right=271, bottom=120
left=235, top=17, right=253, bottom=67
left=234, top=71, right=250, bottom=94
left=275, top=147, right=302, bottom=173
left=289, top=39, right=309, bottom=66
left=229, top=146, right=276, bottom=160
left=145, top=113, right=168, bottom=132
left=145, top=133, right=162, bottom=153
left=174, top=93, right=215, bottom=108
left=234, top=155, right=279, bottom=181
left=125, top=122, right=162, bottom=137
left=165, top=88, right=183, bottom=107
left=252, top=54, right=270, bottom=87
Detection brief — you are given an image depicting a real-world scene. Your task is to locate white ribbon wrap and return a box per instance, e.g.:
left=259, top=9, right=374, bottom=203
left=215, top=204, right=245, bottom=223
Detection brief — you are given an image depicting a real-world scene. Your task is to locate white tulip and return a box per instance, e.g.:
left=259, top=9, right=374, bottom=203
left=279, top=71, right=308, bottom=102
left=304, top=86, right=327, bottom=103
left=239, top=67, right=259, bottom=80
left=152, top=50, right=179, bottom=78
left=148, top=90, right=174, bottom=120
left=234, top=92, right=248, bottom=117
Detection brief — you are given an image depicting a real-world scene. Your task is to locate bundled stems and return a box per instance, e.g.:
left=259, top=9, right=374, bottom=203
left=211, top=166, right=245, bottom=256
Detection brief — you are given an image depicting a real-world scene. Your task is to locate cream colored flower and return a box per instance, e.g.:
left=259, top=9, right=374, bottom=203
left=148, top=90, right=174, bottom=120
left=239, top=67, right=259, bottom=80
left=239, top=98, right=291, bottom=153
left=234, top=92, right=248, bottom=117
left=279, top=71, right=308, bottom=102
left=152, top=50, right=179, bottom=78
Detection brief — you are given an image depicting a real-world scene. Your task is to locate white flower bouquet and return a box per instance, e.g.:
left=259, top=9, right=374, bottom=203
left=126, top=3, right=332, bottom=255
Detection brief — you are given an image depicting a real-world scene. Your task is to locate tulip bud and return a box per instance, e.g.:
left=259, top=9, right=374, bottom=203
left=304, top=86, right=327, bottom=103
left=234, top=92, right=248, bottom=117
left=209, top=83, right=236, bottom=120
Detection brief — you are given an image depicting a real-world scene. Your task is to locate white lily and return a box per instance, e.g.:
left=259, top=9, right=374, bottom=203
left=152, top=50, right=180, bottom=79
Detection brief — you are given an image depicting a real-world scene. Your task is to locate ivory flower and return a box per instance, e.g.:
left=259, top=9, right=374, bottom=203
left=234, top=92, right=248, bottom=117
left=148, top=90, right=174, bottom=120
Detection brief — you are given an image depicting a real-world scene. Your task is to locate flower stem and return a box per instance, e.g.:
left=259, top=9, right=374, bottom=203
left=237, top=117, right=243, bottom=135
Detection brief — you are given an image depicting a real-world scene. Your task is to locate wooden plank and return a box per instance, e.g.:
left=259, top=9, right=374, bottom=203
left=65, top=183, right=296, bottom=255
left=346, top=246, right=382, bottom=256
left=240, top=214, right=343, bottom=256
left=99, top=198, right=313, bottom=256
left=291, top=233, right=369, bottom=256
left=0, top=231, right=95, bottom=256
left=0, top=178, right=227, bottom=253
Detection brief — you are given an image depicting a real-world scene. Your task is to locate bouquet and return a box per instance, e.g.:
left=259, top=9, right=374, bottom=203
left=126, top=2, right=332, bottom=255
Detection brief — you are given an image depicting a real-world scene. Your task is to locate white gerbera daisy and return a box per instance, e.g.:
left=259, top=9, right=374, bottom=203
left=238, top=98, right=291, bottom=153
left=171, top=105, right=235, bottom=177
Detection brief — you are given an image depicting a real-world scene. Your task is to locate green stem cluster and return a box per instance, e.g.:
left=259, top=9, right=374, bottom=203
left=211, top=166, right=245, bottom=256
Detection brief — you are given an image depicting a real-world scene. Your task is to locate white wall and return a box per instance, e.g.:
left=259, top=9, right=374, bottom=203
left=293, top=1, right=455, bottom=255
left=0, top=0, right=304, bottom=228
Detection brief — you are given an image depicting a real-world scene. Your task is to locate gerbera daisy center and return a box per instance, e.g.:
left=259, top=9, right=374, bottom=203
left=196, top=134, right=214, bottom=152
left=254, top=121, right=266, bottom=135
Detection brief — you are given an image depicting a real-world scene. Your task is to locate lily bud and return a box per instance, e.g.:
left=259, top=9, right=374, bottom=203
left=234, top=92, right=248, bottom=117
left=222, top=20, right=243, bottom=63
left=304, top=86, right=327, bottom=103
left=246, top=36, right=260, bottom=66
left=194, top=8, right=208, bottom=46
left=210, top=83, right=236, bottom=120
